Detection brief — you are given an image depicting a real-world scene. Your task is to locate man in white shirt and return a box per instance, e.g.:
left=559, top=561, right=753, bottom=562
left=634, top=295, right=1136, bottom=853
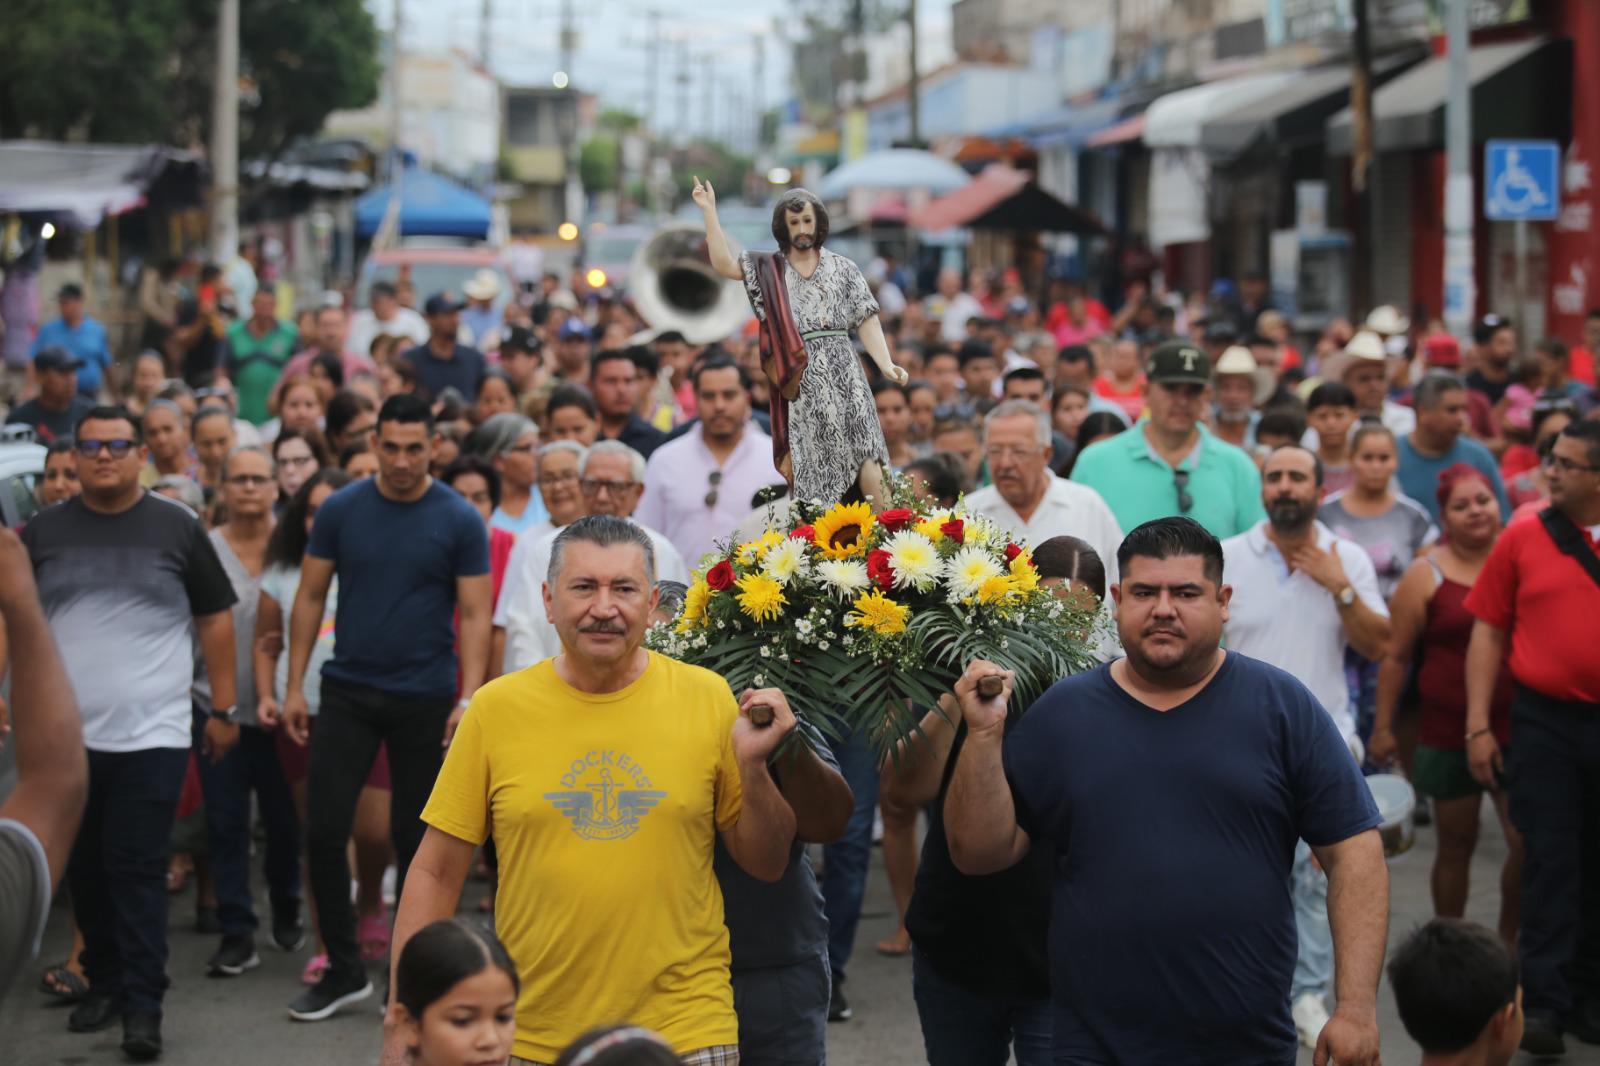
left=495, top=440, right=687, bottom=672
left=1220, top=445, right=1392, bottom=1052
left=635, top=355, right=784, bottom=568
left=347, top=281, right=428, bottom=358
left=964, top=400, right=1124, bottom=589
left=927, top=269, right=984, bottom=343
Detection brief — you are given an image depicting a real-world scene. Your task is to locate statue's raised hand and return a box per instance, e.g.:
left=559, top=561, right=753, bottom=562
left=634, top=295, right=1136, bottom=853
left=692, top=175, right=717, bottom=214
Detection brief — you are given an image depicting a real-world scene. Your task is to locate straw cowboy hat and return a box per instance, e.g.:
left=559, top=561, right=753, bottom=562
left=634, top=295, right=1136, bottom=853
left=1213, top=345, right=1277, bottom=406
left=463, top=269, right=502, bottom=302
left=1364, top=305, right=1410, bottom=337
left=1320, top=330, right=1387, bottom=383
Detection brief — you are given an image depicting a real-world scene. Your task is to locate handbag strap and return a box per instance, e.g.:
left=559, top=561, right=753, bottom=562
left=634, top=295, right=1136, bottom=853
left=1539, top=506, right=1600, bottom=591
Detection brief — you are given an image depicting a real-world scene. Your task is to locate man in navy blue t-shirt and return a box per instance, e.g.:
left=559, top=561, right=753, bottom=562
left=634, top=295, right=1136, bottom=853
left=946, top=516, right=1388, bottom=1066
left=282, top=393, right=491, bottom=1021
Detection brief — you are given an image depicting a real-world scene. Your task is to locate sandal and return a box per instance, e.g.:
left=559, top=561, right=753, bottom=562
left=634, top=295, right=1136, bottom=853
left=40, top=965, right=89, bottom=1003
left=301, top=953, right=329, bottom=986
left=357, top=911, right=391, bottom=962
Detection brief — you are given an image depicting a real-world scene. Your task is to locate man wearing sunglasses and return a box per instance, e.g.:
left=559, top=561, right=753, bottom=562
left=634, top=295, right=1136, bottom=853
left=22, top=405, right=240, bottom=1059
left=1071, top=340, right=1266, bottom=539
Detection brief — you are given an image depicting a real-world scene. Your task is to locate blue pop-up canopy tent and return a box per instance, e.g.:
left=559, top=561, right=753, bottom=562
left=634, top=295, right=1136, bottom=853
left=354, top=166, right=491, bottom=239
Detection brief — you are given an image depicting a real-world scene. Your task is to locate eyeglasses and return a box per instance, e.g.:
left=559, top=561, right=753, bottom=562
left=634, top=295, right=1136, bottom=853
left=1543, top=453, right=1599, bottom=474
left=539, top=470, right=579, bottom=486
left=705, top=470, right=723, bottom=508
left=76, top=439, right=137, bottom=459
left=580, top=477, right=635, bottom=496
left=984, top=445, right=1041, bottom=462
left=226, top=474, right=273, bottom=486
left=1173, top=469, right=1193, bottom=513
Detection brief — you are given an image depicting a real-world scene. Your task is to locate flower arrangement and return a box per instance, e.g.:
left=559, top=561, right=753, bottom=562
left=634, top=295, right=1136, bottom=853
left=646, top=485, right=1100, bottom=760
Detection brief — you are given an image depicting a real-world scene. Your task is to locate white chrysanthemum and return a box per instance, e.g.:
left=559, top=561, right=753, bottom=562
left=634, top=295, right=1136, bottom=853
left=817, top=558, right=870, bottom=598
left=882, top=530, right=940, bottom=590
left=945, top=545, right=1002, bottom=600
left=962, top=515, right=998, bottom=546
left=761, top=537, right=810, bottom=585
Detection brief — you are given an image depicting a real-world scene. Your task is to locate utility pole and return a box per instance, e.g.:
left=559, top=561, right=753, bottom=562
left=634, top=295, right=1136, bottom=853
left=478, top=0, right=492, bottom=70
left=388, top=0, right=404, bottom=180
left=1350, top=0, right=1375, bottom=312
left=1443, top=0, right=1474, bottom=342
left=209, top=0, right=239, bottom=262
left=753, top=33, right=765, bottom=155
left=677, top=40, right=691, bottom=148
left=645, top=10, right=662, bottom=215
left=559, top=0, right=581, bottom=226
left=906, top=0, right=921, bottom=147
left=703, top=58, right=716, bottom=144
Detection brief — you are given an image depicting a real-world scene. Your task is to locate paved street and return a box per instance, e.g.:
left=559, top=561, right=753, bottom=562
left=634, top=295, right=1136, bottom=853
left=3, top=799, right=1594, bottom=1065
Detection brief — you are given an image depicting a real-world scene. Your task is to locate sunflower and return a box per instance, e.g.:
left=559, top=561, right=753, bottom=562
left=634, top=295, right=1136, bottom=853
left=813, top=501, right=877, bottom=559
left=675, top=578, right=712, bottom=632
left=1008, top=551, right=1040, bottom=594
left=735, top=573, right=787, bottom=623
left=845, top=589, right=910, bottom=635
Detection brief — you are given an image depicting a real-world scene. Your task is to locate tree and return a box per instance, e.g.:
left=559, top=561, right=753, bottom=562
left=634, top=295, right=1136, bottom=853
left=579, top=136, right=620, bottom=196
left=0, top=0, right=379, bottom=158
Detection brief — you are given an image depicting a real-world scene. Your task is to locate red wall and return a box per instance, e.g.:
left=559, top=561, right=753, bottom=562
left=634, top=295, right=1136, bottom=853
left=1544, top=0, right=1600, bottom=340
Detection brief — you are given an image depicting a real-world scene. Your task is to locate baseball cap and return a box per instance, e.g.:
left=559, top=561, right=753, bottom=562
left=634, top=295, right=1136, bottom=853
left=1423, top=333, right=1462, bottom=367
left=34, top=345, right=83, bottom=373
left=1147, top=341, right=1211, bottom=385
left=423, top=292, right=463, bottom=316
left=502, top=325, right=541, bottom=354
left=559, top=318, right=591, bottom=341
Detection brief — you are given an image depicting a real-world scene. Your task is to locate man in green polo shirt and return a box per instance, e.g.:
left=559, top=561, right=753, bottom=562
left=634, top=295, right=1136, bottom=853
left=224, top=288, right=298, bottom=425
left=1070, top=340, right=1265, bottom=539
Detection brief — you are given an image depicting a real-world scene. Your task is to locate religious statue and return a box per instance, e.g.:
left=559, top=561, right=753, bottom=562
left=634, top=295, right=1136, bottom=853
left=694, top=179, right=909, bottom=508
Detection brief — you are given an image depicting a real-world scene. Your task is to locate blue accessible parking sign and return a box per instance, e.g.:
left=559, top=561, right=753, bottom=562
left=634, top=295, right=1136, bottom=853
left=1484, top=140, right=1561, bottom=222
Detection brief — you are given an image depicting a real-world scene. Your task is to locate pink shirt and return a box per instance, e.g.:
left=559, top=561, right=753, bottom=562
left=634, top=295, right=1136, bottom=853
left=283, top=347, right=378, bottom=383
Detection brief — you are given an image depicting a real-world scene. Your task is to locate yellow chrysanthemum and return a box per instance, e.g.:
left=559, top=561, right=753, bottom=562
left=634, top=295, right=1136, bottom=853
left=1008, top=551, right=1040, bottom=594
left=675, top=578, right=711, bottom=632
left=813, top=501, right=876, bottom=559
left=735, top=573, right=787, bottom=623
left=914, top=510, right=952, bottom=543
left=977, top=574, right=1017, bottom=604
left=736, top=530, right=784, bottom=565
left=846, top=589, right=910, bottom=635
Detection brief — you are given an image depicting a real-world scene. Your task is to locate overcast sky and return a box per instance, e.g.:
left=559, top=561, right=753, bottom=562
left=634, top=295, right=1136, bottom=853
left=370, top=0, right=955, bottom=141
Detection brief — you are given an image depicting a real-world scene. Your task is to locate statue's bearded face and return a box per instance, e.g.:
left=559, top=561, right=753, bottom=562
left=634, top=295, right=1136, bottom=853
left=785, top=205, right=818, bottom=250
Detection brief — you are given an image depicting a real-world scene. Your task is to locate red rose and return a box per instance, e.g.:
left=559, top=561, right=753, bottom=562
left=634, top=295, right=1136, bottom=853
left=789, top=525, right=816, bottom=542
left=705, top=560, right=736, bottom=591
left=878, top=508, right=914, bottom=532
left=941, top=518, right=965, bottom=545
left=1004, top=542, right=1023, bottom=562
left=866, top=549, right=896, bottom=590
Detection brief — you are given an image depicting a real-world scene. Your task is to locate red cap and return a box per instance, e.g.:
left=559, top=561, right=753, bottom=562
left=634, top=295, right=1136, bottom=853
left=1423, top=333, right=1461, bottom=367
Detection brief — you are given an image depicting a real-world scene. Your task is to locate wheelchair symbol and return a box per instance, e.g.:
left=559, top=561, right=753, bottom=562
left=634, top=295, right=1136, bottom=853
left=1489, top=149, right=1550, bottom=216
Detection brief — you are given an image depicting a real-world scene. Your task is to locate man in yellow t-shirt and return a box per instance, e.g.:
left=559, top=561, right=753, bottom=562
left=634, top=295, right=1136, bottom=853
left=384, top=514, right=799, bottom=1065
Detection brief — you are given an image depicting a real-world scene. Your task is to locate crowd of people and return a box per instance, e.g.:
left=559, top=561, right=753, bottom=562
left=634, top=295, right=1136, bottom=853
left=0, top=237, right=1598, bottom=1066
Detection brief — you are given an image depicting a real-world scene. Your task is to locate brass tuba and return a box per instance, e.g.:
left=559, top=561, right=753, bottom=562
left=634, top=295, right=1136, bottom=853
left=628, top=224, right=750, bottom=345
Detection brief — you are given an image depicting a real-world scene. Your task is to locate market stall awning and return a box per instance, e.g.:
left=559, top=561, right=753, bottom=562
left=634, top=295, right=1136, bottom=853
left=982, top=95, right=1131, bottom=150
left=909, top=165, right=1104, bottom=234
left=816, top=149, right=971, bottom=199
left=0, top=140, right=205, bottom=226
left=1326, top=37, right=1570, bottom=154
left=1143, top=70, right=1300, bottom=149
left=1200, top=54, right=1419, bottom=157
left=354, top=167, right=492, bottom=239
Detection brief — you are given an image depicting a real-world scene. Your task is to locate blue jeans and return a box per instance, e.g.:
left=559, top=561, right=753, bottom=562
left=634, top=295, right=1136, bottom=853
left=821, top=728, right=878, bottom=983
left=912, top=947, right=1053, bottom=1066
left=69, top=746, right=190, bottom=1015
left=194, top=717, right=301, bottom=938
left=1291, top=840, right=1332, bottom=1001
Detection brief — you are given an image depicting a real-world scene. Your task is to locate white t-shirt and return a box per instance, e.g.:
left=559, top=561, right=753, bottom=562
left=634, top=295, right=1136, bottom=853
left=964, top=473, right=1124, bottom=592
left=347, top=306, right=428, bottom=358
left=1221, top=520, right=1388, bottom=746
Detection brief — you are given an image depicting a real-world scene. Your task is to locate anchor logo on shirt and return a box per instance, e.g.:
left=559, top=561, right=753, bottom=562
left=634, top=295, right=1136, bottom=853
left=545, top=760, right=667, bottom=841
